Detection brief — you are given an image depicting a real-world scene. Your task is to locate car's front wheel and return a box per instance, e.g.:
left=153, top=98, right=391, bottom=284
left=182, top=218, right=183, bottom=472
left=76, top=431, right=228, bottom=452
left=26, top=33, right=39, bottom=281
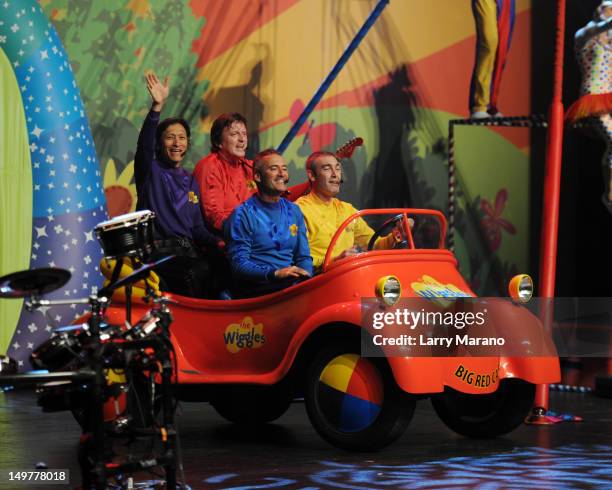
left=305, top=344, right=415, bottom=451
left=431, top=379, right=535, bottom=438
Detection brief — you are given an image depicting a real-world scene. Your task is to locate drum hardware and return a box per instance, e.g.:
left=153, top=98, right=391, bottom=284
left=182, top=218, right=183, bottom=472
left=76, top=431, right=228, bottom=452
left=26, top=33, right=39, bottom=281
left=99, top=327, right=118, bottom=342
left=69, top=291, right=178, bottom=489
left=122, top=312, right=159, bottom=341
left=98, top=254, right=174, bottom=327
left=97, top=255, right=173, bottom=299
left=112, top=415, right=131, bottom=432
left=25, top=295, right=102, bottom=311
left=0, top=261, right=181, bottom=489
left=0, top=210, right=182, bottom=489
left=54, top=323, right=90, bottom=333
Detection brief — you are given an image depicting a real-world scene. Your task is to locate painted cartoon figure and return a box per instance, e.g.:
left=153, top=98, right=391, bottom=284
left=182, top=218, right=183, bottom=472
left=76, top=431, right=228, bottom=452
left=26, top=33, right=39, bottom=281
left=566, top=1, right=612, bottom=213
left=469, top=0, right=516, bottom=119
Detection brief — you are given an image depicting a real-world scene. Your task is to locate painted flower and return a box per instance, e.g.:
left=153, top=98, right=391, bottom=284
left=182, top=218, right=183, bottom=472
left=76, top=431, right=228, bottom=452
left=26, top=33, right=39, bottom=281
left=103, top=159, right=137, bottom=218
left=289, top=223, right=298, bottom=237
left=480, top=189, right=516, bottom=251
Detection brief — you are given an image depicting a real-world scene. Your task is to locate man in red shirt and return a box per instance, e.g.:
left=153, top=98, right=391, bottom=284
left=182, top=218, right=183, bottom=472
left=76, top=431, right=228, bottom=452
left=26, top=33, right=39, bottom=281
left=193, top=113, right=310, bottom=234
left=193, top=113, right=256, bottom=234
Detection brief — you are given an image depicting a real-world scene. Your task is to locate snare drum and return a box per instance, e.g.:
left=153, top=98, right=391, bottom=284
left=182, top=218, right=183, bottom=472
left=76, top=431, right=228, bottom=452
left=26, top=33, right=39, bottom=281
left=94, top=210, right=155, bottom=260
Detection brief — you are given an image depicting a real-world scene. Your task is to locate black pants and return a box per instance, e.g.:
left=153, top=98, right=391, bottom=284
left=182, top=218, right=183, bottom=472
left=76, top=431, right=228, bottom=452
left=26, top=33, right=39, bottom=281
left=232, top=277, right=303, bottom=299
left=206, top=246, right=232, bottom=293
left=150, top=241, right=211, bottom=298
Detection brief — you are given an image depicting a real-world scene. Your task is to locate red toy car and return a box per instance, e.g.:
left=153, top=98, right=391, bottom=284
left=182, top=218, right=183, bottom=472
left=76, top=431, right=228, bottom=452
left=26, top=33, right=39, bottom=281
left=51, top=208, right=562, bottom=451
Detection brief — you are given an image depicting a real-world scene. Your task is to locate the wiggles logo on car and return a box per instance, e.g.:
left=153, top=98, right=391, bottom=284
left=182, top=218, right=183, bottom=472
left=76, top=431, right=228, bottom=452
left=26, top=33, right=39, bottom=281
left=411, top=275, right=472, bottom=299
left=224, top=316, right=266, bottom=353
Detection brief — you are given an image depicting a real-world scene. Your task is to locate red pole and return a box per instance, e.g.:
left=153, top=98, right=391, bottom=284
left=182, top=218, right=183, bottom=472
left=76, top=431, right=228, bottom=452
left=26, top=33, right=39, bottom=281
left=534, top=0, right=566, bottom=415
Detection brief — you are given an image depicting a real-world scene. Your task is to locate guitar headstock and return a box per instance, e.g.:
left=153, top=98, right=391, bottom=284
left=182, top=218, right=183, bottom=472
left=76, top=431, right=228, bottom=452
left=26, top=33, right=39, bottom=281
left=335, top=137, right=363, bottom=160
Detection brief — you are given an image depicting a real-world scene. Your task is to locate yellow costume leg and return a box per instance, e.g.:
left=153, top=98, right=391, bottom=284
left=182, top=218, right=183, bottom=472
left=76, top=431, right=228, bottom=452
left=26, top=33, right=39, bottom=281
left=471, top=0, right=499, bottom=113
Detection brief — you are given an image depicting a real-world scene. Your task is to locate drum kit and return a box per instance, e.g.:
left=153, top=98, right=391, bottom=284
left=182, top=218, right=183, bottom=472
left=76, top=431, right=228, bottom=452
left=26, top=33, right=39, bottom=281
left=0, top=210, right=187, bottom=490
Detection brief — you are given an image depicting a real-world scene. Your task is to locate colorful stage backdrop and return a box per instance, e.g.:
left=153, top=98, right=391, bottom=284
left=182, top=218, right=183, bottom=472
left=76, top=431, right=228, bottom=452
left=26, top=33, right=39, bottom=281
left=0, top=0, right=534, bottom=363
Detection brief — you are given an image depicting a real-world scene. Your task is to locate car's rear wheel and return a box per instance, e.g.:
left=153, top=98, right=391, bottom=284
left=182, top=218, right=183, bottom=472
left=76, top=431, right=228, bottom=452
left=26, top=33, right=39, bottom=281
left=305, top=344, right=415, bottom=451
left=211, top=386, right=293, bottom=424
left=431, top=379, right=535, bottom=438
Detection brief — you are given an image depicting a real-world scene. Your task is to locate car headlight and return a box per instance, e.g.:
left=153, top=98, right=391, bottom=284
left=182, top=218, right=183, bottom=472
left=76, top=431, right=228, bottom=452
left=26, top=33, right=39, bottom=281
left=508, top=274, right=533, bottom=304
left=375, top=275, right=402, bottom=306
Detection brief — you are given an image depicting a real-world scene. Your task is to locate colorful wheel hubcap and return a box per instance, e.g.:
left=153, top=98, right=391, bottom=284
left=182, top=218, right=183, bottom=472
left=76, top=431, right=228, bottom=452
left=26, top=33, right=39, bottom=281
left=316, top=354, right=383, bottom=432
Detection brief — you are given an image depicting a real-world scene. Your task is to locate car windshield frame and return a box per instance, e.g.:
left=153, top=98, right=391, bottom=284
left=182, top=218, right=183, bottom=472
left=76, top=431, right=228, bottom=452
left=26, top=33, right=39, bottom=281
left=322, top=208, right=448, bottom=272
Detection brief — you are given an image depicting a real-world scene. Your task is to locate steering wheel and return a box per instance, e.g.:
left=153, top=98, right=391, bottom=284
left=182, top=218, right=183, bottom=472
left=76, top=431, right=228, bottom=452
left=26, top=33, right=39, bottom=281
left=367, top=214, right=411, bottom=251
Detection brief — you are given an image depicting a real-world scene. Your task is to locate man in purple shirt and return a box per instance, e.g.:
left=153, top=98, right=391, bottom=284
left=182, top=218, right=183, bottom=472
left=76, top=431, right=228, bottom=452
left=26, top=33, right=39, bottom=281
left=135, top=72, right=219, bottom=297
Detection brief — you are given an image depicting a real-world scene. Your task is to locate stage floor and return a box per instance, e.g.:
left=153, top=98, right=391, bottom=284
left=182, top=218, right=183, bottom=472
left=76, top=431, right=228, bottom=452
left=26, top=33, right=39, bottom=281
left=0, top=390, right=610, bottom=489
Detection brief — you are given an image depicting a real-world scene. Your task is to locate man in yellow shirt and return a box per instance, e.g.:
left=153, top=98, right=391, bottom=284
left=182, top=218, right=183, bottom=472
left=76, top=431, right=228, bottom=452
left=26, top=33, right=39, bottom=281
left=296, top=151, right=399, bottom=271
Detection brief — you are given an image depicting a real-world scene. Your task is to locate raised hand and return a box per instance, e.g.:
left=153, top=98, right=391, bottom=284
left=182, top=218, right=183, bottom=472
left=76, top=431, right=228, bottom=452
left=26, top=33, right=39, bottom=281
left=145, top=71, right=169, bottom=111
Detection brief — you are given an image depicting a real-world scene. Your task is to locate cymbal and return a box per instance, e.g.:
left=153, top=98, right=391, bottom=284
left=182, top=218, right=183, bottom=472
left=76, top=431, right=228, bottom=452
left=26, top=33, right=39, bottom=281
left=0, top=268, right=71, bottom=298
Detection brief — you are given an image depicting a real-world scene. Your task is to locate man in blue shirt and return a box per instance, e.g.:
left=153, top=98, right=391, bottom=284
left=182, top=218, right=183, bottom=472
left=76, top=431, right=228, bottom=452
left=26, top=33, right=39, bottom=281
left=225, top=149, right=313, bottom=297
